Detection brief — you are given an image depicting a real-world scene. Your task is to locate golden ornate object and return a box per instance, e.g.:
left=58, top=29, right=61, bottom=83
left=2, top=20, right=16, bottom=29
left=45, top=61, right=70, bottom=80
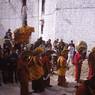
left=14, top=26, right=35, bottom=44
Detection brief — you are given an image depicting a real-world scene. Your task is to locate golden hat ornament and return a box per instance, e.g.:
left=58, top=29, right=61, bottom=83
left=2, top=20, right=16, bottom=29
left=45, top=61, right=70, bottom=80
left=33, top=47, right=44, bottom=55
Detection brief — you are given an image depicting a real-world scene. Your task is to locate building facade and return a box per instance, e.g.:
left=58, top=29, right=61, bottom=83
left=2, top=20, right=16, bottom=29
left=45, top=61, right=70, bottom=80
left=41, top=0, right=95, bottom=49
left=0, top=0, right=95, bottom=49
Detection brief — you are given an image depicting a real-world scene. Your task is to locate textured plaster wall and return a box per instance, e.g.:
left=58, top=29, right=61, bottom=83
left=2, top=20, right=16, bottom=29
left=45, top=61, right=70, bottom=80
left=55, top=0, right=95, bottom=49
left=42, top=0, right=95, bottom=49
left=0, top=0, right=95, bottom=49
left=39, top=0, right=56, bottom=42
left=0, top=0, right=39, bottom=43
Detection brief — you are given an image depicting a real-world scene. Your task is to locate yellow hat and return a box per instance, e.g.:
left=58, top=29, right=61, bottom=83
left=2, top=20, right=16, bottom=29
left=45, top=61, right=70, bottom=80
left=34, top=47, right=44, bottom=55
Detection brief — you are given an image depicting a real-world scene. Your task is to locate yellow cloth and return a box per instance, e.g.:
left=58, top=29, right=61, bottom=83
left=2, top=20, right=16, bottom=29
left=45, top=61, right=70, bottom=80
left=57, top=56, right=67, bottom=76
left=34, top=47, right=44, bottom=54
left=28, top=56, right=44, bottom=80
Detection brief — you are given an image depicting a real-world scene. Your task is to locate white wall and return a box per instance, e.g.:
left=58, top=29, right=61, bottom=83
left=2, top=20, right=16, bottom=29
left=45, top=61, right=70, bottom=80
left=41, top=0, right=95, bottom=49
left=1, top=0, right=95, bottom=50
left=0, top=0, right=39, bottom=44
left=27, top=0, right=39, bottom=43
left=40, top=0, right=57, bottom=42
left=55, top=0, right=95, bottom=49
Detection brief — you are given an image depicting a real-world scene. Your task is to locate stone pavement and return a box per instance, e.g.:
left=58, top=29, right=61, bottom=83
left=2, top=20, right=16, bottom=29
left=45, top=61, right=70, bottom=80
left=0, top=74, right=76, bottom=95
left=0, top=59, right=89, bottom=95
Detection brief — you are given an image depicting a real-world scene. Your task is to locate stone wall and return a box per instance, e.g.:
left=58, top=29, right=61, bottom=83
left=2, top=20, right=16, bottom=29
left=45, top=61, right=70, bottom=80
left=0, top=0, right=95, bottom=49
left=55, top=0, right=95, bottom=50
left=42, top=0, right=95, bottom=49
left=0, top=0, right=39, bottom=43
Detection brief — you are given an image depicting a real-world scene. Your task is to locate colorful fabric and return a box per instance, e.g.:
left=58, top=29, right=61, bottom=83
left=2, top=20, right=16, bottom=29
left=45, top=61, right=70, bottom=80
left=88, top=52, right=95, bottom=79
left=72, top=52, right=83, bottom=82
left=57, top=56, right=67, bottom=76
left=28, top=56, right=44, bottom=80
left=72, top=52, right=81, bottom=65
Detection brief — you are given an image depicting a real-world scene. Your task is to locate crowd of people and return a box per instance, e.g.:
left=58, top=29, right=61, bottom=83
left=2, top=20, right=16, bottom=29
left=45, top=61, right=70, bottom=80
left=0, top=29, right=95, bottom=95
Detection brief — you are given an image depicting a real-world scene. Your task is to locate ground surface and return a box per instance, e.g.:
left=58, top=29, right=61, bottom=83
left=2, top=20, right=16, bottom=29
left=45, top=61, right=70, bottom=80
left=0, top=59, right=88, bottom=95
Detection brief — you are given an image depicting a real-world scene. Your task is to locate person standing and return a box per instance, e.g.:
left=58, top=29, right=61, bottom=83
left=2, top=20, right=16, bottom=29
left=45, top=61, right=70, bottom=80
left=68, top=42, right=75, bottom=65
left=28, top=47, right=45, bottom=93
left=8, top=48, right=18, bottom=83
left=0, top=46, right=3, bottom=85
left=87, top=47, right=95, bottom=80
left=42, top=51, right=52, bottom=88
left=72, top=45, right=85, bottom=83
left=57, top=47, right=69, bottom=87
left=76, top=75, right=95, bottom=95
left=17, top=52, right=29, bottom=95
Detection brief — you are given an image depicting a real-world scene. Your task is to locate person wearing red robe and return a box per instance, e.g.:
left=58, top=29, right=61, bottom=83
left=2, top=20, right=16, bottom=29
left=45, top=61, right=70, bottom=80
left=17, top=53, right=29, bottom=95
left=76, top=75, right=95, bottom=95
left=88, top=47, right=95, bottom=80
left=41, top=51, right=52, bottom=88
left=72, top=46, right=85, bottom=83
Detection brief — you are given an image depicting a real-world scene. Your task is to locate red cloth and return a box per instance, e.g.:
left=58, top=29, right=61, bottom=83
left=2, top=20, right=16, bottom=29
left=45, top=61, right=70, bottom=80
left=73, top=52, right=82, bottom=82
left=42, top=55, right=51, bottom=73
left=73, top=52, right=81, bottom=65
left=88, top=52, right=95, bottom=79
left=76, top=84, right=87, bottom=95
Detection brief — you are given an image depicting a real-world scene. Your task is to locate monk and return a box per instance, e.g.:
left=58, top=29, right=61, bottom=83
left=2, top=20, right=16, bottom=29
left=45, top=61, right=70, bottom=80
left=57, top=47, right=69, bottom=87
left=76, top=75, right=95, bottom=95
left=17, top=52, right=29, bottom=95
left=88, top=47, right=95, bottom=80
